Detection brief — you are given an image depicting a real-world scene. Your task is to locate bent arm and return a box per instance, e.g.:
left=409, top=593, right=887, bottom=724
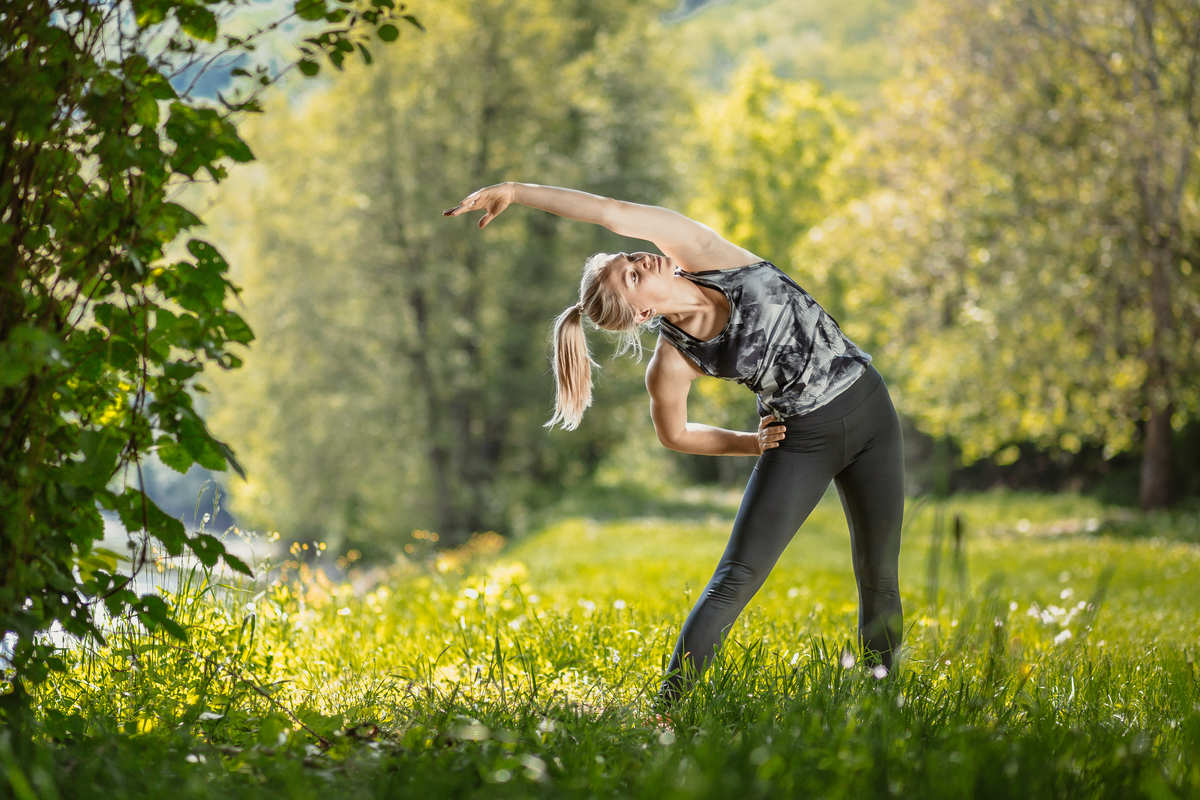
left=646, top=343, right=760, bottom=457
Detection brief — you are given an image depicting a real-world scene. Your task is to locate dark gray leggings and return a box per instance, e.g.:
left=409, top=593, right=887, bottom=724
left=656, top=364, right=905, bottom=707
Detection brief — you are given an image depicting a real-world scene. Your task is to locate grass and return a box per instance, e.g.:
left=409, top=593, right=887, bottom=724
left=6, top=485, right=1200, bottom=798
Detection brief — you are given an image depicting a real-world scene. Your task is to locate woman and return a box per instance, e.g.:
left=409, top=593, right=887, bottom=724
left=443, top=181, right=905, bottom=713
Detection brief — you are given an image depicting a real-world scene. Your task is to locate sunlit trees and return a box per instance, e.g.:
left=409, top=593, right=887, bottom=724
left=803, top=0, right=1200, bottom=508
left=203, top=0, right=690, bottom=549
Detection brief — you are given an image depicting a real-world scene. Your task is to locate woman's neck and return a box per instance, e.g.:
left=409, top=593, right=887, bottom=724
left=661, top=280, right=729, bottom=340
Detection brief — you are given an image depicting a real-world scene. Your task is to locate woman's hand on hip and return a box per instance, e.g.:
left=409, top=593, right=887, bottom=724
left=756, top=414, right=786, bottom=453
left=442, top=182, right=515, bottom=229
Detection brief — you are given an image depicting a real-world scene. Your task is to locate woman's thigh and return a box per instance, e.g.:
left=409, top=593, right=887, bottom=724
left=834, top=383, right=905, bottom=581
left=717, top=422, right=844, bottom=582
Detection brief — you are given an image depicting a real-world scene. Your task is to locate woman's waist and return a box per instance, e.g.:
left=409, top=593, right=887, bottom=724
left=760, top=361, right=882, bottom=426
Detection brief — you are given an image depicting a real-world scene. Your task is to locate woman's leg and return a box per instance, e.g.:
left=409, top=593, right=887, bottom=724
left=655, top=426, right=842, bottom=708
left=833, top=383, right=905, bottom=670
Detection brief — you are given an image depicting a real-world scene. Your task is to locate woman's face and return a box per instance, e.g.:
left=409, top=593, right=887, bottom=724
left=606, top=251, right=675, bottom=324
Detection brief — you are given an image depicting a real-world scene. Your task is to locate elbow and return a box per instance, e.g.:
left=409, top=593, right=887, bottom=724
left=656, top=428, right=686, bottom=452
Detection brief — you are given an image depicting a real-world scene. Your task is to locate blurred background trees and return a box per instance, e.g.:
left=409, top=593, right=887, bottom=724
left=802, top=0, right=1200, bottom=508
left=200, top=0, right=690, bottom=552
left=187, top=0, right=1199, bottom=561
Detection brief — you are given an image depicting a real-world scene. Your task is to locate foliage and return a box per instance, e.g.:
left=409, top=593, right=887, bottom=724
left=0, top=0, right=418, bottom=714
left=800, top=0, right=1200, bottom=507
left=669, top=0, right=917, bottom=108
left=199, top=0, right=691, bottom=552
left=12, top=488, right=1200, bottom=796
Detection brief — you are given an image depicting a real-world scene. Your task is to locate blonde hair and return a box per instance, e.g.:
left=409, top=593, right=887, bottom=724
left=545, top=252, right=646, bottom=431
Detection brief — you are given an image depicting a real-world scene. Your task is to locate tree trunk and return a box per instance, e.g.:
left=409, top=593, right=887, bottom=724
left=1139, top=397, right=1173, bottom=509
left=1138, top=241, right=1176, bottom=510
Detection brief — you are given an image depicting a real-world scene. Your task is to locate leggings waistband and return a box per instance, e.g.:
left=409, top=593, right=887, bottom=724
left=778, top=363, right=884, bottom=428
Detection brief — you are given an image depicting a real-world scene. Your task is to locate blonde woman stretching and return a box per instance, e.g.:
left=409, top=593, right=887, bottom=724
left=443, top=181, right=905, bottom=713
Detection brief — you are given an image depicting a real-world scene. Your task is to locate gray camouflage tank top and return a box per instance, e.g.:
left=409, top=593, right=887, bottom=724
left=653, top=261, right=871, bottom=418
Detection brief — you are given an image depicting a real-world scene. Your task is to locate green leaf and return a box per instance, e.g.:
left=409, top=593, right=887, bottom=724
left=298, top=59, right=320, bottom=77
left=294, top=0, right=328, bottom=21
left=133, top=93, right=159, bottom=128
left=135, top=593, right=186, bottom=640
left=156, top=438, right=195, bottom=474
left=176, top=6, right=218, bottom=42
left=66, top=504, right=106, bottom=549
left=75, top=429, right=126, bottom=487
left=131, top=0, right=167, bottom=28
left=214, top=436, right=246, bottom=480
left=258, top=713, right=290, bottom=746
left=186, top=532, right=224, bottom=568
left=222, top=551, right=253, bottom=577
left=0, top=325, right=63, bottom=388
left=117, top=488, right=187, bottom=556
left=143, top=68, right=178, bottom=100
left=377, top=24, right=399, bottom=42
left=104, top=588, right=139, bottom=616
left=176, top=407, right=229, bottom=472
left=161, top=616, right=188, bottom=641
left=218, top=310, right=255, bottom=346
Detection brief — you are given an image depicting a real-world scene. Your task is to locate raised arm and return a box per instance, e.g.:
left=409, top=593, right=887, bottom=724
left=442, top=181, right=610, bottom=228
left=443, top=181, right=761, bottom=269
left=646, top=340, right=783, bottom=457
left=604, top=199, right=761, bottom=270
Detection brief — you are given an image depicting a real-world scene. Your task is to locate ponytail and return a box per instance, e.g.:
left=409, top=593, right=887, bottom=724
left=545, top=302, right=597, bottom=431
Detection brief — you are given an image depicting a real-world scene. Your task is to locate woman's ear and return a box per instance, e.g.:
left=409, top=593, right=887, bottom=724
left=636, top=308, right=655, bottom=324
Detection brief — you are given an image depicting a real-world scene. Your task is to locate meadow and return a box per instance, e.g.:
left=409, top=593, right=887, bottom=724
left=7, top=486, right=1200, bottom=799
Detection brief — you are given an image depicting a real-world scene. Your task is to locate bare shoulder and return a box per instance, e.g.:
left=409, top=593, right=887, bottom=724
left=646, top=334, right=702, bottom=392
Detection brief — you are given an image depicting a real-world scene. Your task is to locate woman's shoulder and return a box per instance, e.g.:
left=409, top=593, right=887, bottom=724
left=678, top=259, right=772, bottom=277
left=646, top=333, right=704, bottom=382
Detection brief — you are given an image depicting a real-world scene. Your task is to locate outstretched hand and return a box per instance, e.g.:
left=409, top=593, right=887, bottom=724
left=442, top=182, right=515, bottom=229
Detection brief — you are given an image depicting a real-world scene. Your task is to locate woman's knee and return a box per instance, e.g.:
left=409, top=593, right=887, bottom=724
left=703, top=559, right=759, bottom=607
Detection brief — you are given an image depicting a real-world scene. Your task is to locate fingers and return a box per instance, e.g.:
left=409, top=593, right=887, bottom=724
left=442, top=199, right=474, bottom=216
left=443, top=190, right=506, bottom=229
left=442, top=191, right=479, bottom=217
left=757, top=414, right=786, bottom=451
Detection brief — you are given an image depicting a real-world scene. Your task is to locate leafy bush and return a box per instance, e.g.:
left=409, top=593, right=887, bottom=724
left=0, top=0, right=420, bottom=721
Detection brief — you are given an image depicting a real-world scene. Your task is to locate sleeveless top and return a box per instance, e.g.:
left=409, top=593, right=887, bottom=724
left=652, top=260, right=872, bottom=419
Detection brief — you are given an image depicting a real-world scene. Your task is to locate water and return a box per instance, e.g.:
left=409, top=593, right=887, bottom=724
left=0, top=511, right=280, bottom=673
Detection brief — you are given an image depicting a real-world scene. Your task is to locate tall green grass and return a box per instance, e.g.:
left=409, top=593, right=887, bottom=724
left=6, top=487, right=1200, bottom=798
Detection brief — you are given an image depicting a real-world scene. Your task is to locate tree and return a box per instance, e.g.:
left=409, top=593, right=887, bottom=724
left=0, top=0, right=416, bottom=721
left=669, top=0, right=916, bottom=108
left=201, top=0, right=691, bottom=550
left=802, top=0, right=1200, bottom=507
